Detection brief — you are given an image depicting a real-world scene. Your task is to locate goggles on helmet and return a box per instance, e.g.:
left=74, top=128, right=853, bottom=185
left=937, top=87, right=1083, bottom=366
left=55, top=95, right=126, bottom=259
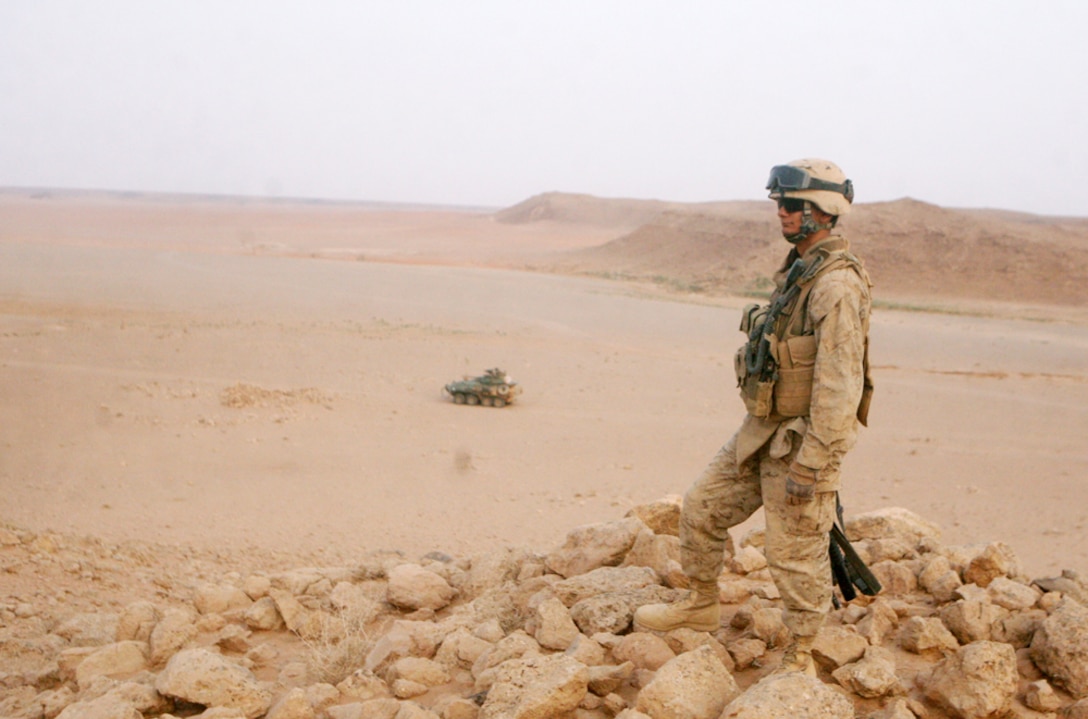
left=766, top=165, right=855, bottom=204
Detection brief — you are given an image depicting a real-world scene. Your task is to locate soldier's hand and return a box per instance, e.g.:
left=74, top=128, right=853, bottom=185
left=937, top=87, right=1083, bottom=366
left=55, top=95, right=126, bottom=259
left=786, top=462, right=818, bottom=505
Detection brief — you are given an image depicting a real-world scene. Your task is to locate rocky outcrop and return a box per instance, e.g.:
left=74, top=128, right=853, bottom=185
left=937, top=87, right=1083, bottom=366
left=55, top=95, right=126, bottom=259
left=2, top=504, right=1088, bottom=718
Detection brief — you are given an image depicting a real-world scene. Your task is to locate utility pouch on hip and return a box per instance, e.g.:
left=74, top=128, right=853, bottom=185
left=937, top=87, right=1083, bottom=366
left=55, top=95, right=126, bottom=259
left=741, top=374, right=775, bottom=419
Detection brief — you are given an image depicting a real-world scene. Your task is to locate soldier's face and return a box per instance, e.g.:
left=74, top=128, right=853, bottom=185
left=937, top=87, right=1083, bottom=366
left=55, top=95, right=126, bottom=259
left=776, top=200, right=804, bottom=237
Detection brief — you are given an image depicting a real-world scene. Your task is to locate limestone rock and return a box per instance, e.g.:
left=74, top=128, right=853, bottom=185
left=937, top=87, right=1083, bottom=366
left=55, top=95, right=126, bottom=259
left=56, top=694, right=143, bottom=719
left=899, top=616, right=959, bottom=655
left=587, top=661, right=634, bottom=696
left=939, top=598, right=1007, bottom=644
left=923, top=640, right=1018, bottom=719
left=390, top=656, right=451, bottom=688
left=365, top=620, right=446, bottom=675
left=812, top=624, right=869, bottom=670
left=533, top=596, right=580, bottom=650
left=635, top=645, right=738, bottom=719
left=387, top=564, right=456, bottom=611
left=728, top=637, right=767, bottom=670
left=830, top=645, right=903, bottom=699
left=846, top=507, right=941, bottom=548
left=1031, top=599, right=1088, bottom=698
left=919, top=555, right=964, bottom=604
left=1062, top=698, right=1088, bottom=719
left=1024, top=678, right=1064, bottom=713
left=155, top=647, right=273, bottom=719
left=1032, top=569, right=1088, bottom=606
left=622, top=529, right=684, bottom=585
left=545, top=517, right=646, bottom=578
left=479, top=653, right=589, bottom=719
left=267, top=687, right=316, bottom=719
left=870, top=560, right=918, bottom=596
left=987, top=576, right=1041, bottom=610
left=244, top=596, right=285, bottom=631
left=434, top=627, right=494, bottom=671
left=149, top=606, right=199, bottom=666
left=721, top=672, right=854, bottom=718
left=116, top=601, right=160, bottom=642
left=194, top=583, right=254, bottom=615
left=74, top=640, right=150, bottom=689
left=553, top=565, right=659, bottom=606
left=569, top=585, right=676, bottom=635
left=857, top=598, right=899, bottom=645
left=625, top=496, right=682, bottom=536
left=613, top=632, right=676, bottom=671
left=53, top=612, right=120, bottom=647
left=963, top=542, right=1023, bottom=588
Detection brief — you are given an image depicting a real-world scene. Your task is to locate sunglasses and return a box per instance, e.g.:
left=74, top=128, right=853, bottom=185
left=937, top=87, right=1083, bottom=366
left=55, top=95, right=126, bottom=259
left=777, top=197, right=807, bottom=213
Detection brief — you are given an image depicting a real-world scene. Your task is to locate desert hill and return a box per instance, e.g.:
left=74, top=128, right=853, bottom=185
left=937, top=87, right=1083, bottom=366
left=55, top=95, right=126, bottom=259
left=509, top=193, right=1088, bottom=310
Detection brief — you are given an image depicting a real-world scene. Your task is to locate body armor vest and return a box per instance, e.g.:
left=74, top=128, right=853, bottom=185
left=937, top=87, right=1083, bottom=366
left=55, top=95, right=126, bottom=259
left=735, top=238, right=873, bottom=425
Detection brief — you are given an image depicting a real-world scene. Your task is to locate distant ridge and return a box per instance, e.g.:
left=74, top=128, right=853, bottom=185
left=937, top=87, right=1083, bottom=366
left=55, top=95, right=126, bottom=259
left=507, top=193, right=1088, bottom=307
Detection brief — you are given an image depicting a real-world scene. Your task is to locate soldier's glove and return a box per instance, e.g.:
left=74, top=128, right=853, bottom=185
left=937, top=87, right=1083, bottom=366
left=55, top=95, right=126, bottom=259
left=786, top=461, right=818, bottom=505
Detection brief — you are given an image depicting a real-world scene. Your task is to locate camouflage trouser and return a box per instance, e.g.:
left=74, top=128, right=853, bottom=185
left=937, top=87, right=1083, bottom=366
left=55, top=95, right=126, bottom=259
left=679, top=428, right=837, bottom=637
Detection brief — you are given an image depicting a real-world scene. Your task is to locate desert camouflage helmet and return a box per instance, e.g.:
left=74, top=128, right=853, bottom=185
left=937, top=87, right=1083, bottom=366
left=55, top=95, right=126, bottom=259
left=766, top=158, right=854, bottom=217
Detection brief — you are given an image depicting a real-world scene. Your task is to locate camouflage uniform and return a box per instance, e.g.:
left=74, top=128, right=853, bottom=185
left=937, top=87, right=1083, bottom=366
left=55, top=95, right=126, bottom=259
left=681, top=234, right=871, bottom=638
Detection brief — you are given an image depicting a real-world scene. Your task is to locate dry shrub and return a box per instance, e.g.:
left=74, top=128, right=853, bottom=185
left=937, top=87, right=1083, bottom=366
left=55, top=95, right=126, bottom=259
left=298, top=603, right=378, bottom=685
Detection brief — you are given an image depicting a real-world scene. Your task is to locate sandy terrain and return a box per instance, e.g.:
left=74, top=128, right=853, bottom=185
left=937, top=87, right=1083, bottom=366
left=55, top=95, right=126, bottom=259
left=1, top=190, right=1086, bottom=588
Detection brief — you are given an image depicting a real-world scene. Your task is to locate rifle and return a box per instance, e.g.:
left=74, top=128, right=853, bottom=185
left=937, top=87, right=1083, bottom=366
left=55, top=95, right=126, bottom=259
left=829, top=497, right=881, bottom=604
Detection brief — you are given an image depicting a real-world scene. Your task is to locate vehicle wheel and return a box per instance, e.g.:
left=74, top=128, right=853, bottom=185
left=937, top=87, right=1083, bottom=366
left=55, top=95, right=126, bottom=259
left=453, top=393, right=466, bottom=404
left=493, top=397, right=506, bottom=408
left=466, top=394, right=480, bottom=406
left=482, top=397, right=495, bottom=407
left=497, top=384, right=510, bottom=395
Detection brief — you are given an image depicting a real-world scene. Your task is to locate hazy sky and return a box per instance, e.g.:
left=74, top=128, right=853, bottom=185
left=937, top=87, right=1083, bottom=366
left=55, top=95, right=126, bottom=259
left=2, top=2, right=1085, bottom=215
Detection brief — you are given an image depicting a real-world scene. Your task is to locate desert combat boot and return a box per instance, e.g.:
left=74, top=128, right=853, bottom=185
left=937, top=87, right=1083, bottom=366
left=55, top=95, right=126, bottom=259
left=633, top=580, right=720, bottom=632
left=774, top=634, right=817, bottom=677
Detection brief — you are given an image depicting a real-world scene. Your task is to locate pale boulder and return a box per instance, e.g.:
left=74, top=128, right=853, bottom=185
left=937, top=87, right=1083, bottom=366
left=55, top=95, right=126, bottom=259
left=149, top=606, right=198, bottom=665
left=919, top=555, right=964, bottom=604
left=155, top=647, right=273, bottom=719
left=266, top=687, right=315, bottom=719
left=387, top=563, right=456, bottom=611
left=939, top=599, right=1007, bottom=644
left=923, top=640, right=1018, bottom=719
left=635, top=645, right=738, bottom=719
left=613, top=632, right=676, bottom=671
left=244, top=596, right=284, bottom=631
left=1031, top=599, right=1088, bottom=698
left=963, top=542, right=1023, bottom=588
left=74, top=640, right=149, bottom=689
left=987, top=576, right=1041, bottom=610
left=830, top=645, right=903, bottom=699
left=479, top=653, right=589, bottom=719
left=846, top=507, right=941, bottom=548
left=625, top=496, right=682, bottom=536
left=533, top=596, right=580, bottom=650
left=812, top=624, right=869, bottom=670
left=53, top=612, right=119, bottom=647
left=721, top=672, right=853, bottom=719
left=194, top=582, right=253, bottom=615
left=898, top=616, right=959, bottom=655
left=116, top=601, right=160, bottom=642
left=545, top=517, right=645, bottom=578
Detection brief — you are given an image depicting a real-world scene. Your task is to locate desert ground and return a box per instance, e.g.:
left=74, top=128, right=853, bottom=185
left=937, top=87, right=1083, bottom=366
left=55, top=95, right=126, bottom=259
left=1, top=188, right=1086, bottom=584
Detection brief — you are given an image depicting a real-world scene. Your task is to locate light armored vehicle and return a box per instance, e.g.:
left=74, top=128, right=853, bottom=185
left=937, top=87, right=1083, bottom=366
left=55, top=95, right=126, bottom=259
left=444, top=368, right=521, bottom=408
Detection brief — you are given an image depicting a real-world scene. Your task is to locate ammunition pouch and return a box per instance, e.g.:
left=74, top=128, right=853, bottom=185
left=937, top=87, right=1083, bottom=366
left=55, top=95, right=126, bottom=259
left=774, top=334, right=816, bottom=418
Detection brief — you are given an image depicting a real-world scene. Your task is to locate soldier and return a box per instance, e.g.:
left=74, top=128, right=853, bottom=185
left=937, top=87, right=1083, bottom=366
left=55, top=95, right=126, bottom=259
left=634, top=158, right=873, bottom=677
